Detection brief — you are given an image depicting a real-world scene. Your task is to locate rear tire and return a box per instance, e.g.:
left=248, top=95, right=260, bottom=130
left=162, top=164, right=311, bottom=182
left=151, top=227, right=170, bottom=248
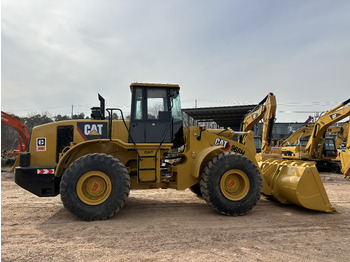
left=60, top=153, right=130, bottom=221
left=200, top=153, right=261, bottom=216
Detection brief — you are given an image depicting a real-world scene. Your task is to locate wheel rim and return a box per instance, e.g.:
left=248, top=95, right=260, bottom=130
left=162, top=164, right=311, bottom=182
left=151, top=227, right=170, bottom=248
left=220, top=169, right=250, bottom=201
left=77, top=171, right=112, bottom=205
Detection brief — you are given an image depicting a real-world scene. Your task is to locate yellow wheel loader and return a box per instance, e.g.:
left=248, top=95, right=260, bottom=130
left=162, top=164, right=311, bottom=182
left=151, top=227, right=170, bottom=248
left=15, top=83, right=262, bottom=221
left=14, top=83, right=337, bottom=220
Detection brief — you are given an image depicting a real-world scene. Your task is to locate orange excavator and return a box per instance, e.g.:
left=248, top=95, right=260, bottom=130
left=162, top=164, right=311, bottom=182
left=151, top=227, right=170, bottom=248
left=1, top=111, right=30, bottom=155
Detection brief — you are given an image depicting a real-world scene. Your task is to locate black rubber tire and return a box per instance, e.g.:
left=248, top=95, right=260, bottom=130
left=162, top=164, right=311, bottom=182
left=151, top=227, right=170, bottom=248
left=200, top=152, right=262, bottom=216
left=189, top=183, right=202, bottom=198
left=60, top=153, right=130, bottom=221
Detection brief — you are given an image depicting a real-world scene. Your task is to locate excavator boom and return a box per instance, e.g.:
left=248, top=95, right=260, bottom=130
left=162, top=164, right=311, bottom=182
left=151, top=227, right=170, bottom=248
left=334, top=121, right=349, bottom=149
left=340, top=120, right=350, bottom=177
left=1, top=111, right=30, bottom=152
left=241, top=93, right=276, bottom=154
left=305, top=99, right=350, bottom=158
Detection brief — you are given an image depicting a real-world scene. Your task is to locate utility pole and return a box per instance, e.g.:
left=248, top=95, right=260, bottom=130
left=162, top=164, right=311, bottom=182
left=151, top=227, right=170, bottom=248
left=71, top=105, right=74, bottom=119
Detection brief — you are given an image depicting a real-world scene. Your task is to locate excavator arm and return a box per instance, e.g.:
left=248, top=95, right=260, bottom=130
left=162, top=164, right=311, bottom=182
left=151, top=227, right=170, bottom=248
left=280, top=125, right=314, bottom=147
left=334, top=121, right=349, bottom=149
left=241, top=93, right=277, bottom=154
left=281, top=123, right=347, bottom=148
left=305, top=99, right=350, bottom=159
left=340, top=121, right=350, bottom=177
left=1, top=111, right=30, bottom=152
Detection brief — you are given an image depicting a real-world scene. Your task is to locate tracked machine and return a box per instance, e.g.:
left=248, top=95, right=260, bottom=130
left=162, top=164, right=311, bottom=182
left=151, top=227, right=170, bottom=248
left=280, top=100, right=350, bottom=173
left=14, top=83, right=337, bottom=220
left=340, top=122, right=350, bottom=178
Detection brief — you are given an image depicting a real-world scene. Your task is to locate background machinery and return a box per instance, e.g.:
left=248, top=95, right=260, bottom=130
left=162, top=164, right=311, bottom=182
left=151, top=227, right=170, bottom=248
left=240, top=93, right=276, bottom=158
left=13, top=84, right=337, bottom=220
left=1, top=111, right=30, bottom=167
left=1, top=111, right=30, bottom=153
left=280, top=100, right=350, bottom=172
left=281, top=122, right=348, bottom=151
left=340, top=122, right=350, bottom=177
left=239, top=93, right=336, bottom=213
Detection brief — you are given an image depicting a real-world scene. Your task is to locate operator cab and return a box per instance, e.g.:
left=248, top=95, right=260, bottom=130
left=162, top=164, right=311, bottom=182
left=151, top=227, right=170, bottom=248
left=322, top=137, right=337, bottom=157
left=128, top=83, right=184, bottom=146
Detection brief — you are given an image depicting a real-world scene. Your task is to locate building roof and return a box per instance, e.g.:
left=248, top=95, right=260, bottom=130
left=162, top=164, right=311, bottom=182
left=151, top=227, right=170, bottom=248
left=182, top=105, right=257, bottom=130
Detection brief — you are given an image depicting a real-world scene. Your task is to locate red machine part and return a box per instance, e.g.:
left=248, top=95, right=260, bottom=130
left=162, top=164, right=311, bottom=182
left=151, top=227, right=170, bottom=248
left=1, top=111, right=30, bottom=152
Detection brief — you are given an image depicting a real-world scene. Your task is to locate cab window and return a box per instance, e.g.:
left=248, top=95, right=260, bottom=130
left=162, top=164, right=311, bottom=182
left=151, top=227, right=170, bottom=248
left=147, top=89, right=168, bottom=120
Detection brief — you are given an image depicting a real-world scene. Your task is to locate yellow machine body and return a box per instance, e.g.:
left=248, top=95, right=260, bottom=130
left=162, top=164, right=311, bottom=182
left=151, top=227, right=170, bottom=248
left=340, top=121, right=350, bottom=177
left=238, top=92, right=337, bottom=213
left=25, top=119, right=257, bottom=192
left=14, top=83, right=339, bottom=220
left=280, top=101, right=350, bottom=173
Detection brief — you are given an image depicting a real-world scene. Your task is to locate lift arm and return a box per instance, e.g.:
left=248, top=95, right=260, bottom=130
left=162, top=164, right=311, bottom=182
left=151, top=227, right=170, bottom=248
left=1, top=111, right=30, bottom=152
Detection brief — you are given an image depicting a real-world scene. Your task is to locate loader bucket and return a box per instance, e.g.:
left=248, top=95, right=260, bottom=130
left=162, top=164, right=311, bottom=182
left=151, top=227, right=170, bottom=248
left=258, top=159, right=338, bottom=213
left=340, top=151, right=350, bottom=178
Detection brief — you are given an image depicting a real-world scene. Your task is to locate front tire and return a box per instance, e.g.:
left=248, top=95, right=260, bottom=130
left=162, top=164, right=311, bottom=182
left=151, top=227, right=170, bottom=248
left=60, top=153, right=130, bottom=221
left=200, top=153, right=262, bottom=216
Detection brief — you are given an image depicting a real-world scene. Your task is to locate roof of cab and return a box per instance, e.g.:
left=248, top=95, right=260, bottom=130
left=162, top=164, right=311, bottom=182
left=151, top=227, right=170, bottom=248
left=130, top=82, right=180, bottom=92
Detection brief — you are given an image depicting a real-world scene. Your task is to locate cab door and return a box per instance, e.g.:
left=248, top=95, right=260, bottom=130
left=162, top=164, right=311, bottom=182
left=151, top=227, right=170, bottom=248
left=129, top=87, right=172, bottom=143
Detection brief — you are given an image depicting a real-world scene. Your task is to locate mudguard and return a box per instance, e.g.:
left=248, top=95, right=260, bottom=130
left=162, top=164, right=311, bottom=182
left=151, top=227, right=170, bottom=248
left=190, top=146, right=223, bottom=178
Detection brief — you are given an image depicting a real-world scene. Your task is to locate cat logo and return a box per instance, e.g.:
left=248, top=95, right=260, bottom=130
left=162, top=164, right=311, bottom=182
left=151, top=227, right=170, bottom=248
left=77, top=122, right=107, bottom=141
left=251, top=113, right=259, bottom=120
left=330, top=113, right=341, bottom=120
left=84, top=124, right=104, bottom=136
left=214, top=138, right=230, bottom=151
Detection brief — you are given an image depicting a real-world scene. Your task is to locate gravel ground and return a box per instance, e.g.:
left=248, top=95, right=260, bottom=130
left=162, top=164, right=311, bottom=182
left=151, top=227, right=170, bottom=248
left=2, top=168, right=350, bottom=262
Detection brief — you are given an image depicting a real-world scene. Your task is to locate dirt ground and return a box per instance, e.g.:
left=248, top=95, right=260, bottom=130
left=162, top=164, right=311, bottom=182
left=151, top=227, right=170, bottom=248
left=1, top=167, right=350, bottom=262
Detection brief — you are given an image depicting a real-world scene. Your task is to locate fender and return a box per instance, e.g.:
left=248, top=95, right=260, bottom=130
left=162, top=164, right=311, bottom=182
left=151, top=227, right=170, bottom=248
left=190, top=146, right=223, bottom=179
left=55, top=139, right=124, bottom=177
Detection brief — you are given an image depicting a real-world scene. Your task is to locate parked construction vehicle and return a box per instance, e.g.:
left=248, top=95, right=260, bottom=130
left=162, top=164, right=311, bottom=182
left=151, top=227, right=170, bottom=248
left=239, top=93, right=336, bottom=213
left=1, top=111, right=30, bottom=153
left=14, top=83, right=337, bottom=220
left=334, top=121, right=349, bottom=149
left=281, top=100, right=350, bottom=172
left=240, top=93, right=277, bottom=158
left=281, top=123, right=348, bottom=149
left=340, top=122, right=350, bottom=178
left=280, top=125, right=314, bottom=147
left=279, top=123, right=348, bottom=172
left=1, top=111, right=30, bottom=168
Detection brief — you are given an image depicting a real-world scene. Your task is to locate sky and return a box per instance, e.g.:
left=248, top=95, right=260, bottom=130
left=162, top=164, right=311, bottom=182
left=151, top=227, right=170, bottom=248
left=1, top=0, right=350, bottom=122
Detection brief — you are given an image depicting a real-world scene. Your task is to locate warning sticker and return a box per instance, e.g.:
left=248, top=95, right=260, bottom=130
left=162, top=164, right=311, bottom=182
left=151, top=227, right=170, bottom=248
left=36, top=138, right=46, bottom=151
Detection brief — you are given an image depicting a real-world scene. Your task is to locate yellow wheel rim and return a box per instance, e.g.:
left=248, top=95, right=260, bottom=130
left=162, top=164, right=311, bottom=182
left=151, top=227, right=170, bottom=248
left=77, top=171, right=112, bottom=205
left=220, top=169, right=250, bottom=201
